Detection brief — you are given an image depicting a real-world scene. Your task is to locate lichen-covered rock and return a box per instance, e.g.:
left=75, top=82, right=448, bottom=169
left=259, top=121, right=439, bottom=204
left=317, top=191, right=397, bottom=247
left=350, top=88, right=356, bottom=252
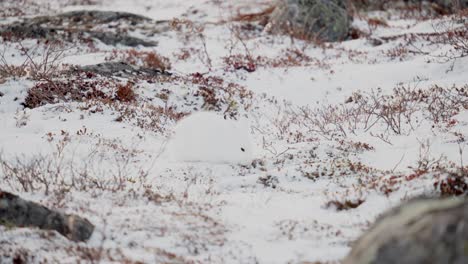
left=344, top=197, right=468, bottom=264
left=267, top=0, right=351, bottom=42
left=0, top=10, right=164, bottom=47
left=353, top=0, right=467, bottom=13
left=0, top=191, right=94, bottom=242
left=431, top=0, right=468, bottom=11
left=74, top=62, right=171, bottom=78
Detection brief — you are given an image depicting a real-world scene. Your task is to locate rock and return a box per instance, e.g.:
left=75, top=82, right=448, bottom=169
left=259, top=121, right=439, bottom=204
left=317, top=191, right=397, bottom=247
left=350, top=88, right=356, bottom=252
left=89, top=31, right=157, bottom=47
left=0, top=190, right=94, bottom=242
left=353, top=0, right=467, bottom=13
left=267, top=0, right=351, bottom=42
left=57, top=10, right=152, bottom=24
left=0, top=10, right=165, bottom=47
left=344, top=197, right=468, bottom=264
left=368, top=37, right=384, bottom=46
left=431, top=0, right=468, bottom=11
left=74, top=62, right=171, bottom=78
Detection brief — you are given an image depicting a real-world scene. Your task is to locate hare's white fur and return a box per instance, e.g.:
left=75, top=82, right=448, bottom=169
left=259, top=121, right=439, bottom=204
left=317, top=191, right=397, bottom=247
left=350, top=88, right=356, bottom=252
left=169, top=112, right=253, bottom=165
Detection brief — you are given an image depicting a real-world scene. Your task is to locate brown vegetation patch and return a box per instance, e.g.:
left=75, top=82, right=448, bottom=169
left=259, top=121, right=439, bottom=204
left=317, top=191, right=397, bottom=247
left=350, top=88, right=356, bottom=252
left=106, top=49, right=172, bottom=72
left=325, top=199, right=365, bottom=211
left=22, top=75, right=115, bottom=109
left=115, top=82, right=136, bottom=102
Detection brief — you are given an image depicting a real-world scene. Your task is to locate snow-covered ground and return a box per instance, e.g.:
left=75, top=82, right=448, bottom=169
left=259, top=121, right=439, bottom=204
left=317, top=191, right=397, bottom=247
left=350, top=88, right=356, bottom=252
left=0, top=1, right=467, bottom=263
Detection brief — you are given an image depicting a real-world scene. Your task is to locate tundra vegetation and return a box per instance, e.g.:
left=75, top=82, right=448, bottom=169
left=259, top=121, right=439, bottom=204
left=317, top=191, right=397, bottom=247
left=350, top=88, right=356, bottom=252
left=0, top=0, right=467, bottom=263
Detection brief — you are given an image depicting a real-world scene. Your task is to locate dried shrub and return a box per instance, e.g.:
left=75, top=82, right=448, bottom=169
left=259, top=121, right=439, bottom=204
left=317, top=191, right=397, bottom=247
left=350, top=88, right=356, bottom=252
left=365, top=152, right=465, bottom=197
left=385, top=45, right=410, bottom=61
left=170, top=19, right=213, bottom=69
left=0, top=133, right=150, bottom=195
left=0, top=63, right=27, bottom=79
left=115, top=82, right=135, bottom=102
left=348, top=26, right=368, bottom=40
left=431, top=12, right=468, bottom=60
left=143, top=51, right=171, bottom=71
left=1, top=41, right=68, bottom=81
left=0, top=0, right=42, bottom=18
left=223, top=55, right=256, bottom=72
left=297, top=84, right=467, bottom=139
left=1, top=47, right=28, bottom=79
left=367, top=17, right=389, bottom=28
left=434, top=169, right=468, bottom=196
left=230, top=5, right=275, bottom=24
left=195, top=86, right=219, bottom=109
left=112, top=101, right=187, bottom=134
left=19, top=41, right=68, bottom=81
left=325, top=199, right=365, bottom=211
left=257, top=175, right=279, bottom=189
left=22, top=74, right=115, bottom=108
left=106, top=49, right=171, bottom=71
left=395, top=11, right=468, bottom=64
left=188, top=72, right=253, bottom=115
left=354, top=0, right=461, bottom=18
left=223, top=48, right=329, bottom=72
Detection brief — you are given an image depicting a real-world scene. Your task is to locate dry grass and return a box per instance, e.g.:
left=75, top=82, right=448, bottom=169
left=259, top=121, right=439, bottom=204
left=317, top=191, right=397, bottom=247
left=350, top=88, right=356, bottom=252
left=0, top=133, right=149, bottom=196
left=0, top=46, right=28, bottom=80
left=115, top=82, right=136, bottom=103
left=325, top=199, right=365, bottom=211
left=284, top=83, right=468, bottom=141
left=106, top=49, right=172, bottom=72
left=22, top=73, right=115, bottom=108
left=223, top=48, right=330, bottom=72
left=0, top=41, right=68, bottom=81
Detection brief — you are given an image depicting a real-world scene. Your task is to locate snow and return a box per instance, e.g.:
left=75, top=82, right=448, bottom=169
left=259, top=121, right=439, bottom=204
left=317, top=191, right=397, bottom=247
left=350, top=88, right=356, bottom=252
left=0, top=0, right=467, bottom=263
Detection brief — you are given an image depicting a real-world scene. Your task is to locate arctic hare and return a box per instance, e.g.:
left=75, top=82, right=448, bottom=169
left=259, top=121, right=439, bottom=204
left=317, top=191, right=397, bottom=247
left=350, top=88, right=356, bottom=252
left=169, top=112, right=253, bottom=165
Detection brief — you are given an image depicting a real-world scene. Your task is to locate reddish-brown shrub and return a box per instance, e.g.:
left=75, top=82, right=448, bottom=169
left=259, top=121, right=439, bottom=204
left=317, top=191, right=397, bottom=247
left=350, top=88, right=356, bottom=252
left=115, top=82, right=135, bottom=102
left=23, top=74, right=115, bottom=108
left=106, top=49, right=171, bottom=71
left=223, top=55, right=257, bottom=72
left=325, top=199, right=365, bottom=211
left=367, top=17, right=389, bottom=28
left=434, top=169, right=468, bottom=196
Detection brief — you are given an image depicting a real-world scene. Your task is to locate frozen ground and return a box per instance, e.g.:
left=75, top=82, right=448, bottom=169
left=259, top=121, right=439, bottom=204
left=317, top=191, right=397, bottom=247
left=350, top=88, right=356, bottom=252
left=0, top=0, right=467, bottom=263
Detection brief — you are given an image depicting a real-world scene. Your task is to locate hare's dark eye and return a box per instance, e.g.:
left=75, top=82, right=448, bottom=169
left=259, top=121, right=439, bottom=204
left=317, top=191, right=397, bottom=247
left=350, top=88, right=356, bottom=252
left=241, top=147, right=245, bottom=152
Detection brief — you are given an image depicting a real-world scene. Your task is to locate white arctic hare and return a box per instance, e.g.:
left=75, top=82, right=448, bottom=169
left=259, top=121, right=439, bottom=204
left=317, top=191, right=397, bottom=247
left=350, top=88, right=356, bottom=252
left=169, top=112, right=253, bottom=165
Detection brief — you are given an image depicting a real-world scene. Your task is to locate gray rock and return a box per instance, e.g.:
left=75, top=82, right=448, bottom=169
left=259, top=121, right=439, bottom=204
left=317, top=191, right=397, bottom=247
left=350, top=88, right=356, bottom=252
left=267, top=0, right=351, bottom=42
left=354, top=0, right=467, bottom=12
left=344, top=197, right=468, bottom=264
left=75, top=62, right=171, bottom=78
left=89, top=31, right=157, bottom=47
left=431, top=0, right=468, bottom=11
left=56, top=10, right=152, bottom=24
left=0, top=10, right=164, bottom=47
left=0, top=190, right=94, bottom=242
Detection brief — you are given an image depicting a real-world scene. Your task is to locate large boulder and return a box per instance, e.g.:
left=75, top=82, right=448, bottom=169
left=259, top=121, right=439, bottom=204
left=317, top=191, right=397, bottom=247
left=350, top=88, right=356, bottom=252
left=267, top=0, right=351, bottom=42
left=0, top=191, right=94, bottom=242
left=0, top=10, right=162, bottom=47
left=353, top=0, right=468, bottom=13
left=344, top=197, right=468, bottom=264
left=431, top=0, right=468, bottom=11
